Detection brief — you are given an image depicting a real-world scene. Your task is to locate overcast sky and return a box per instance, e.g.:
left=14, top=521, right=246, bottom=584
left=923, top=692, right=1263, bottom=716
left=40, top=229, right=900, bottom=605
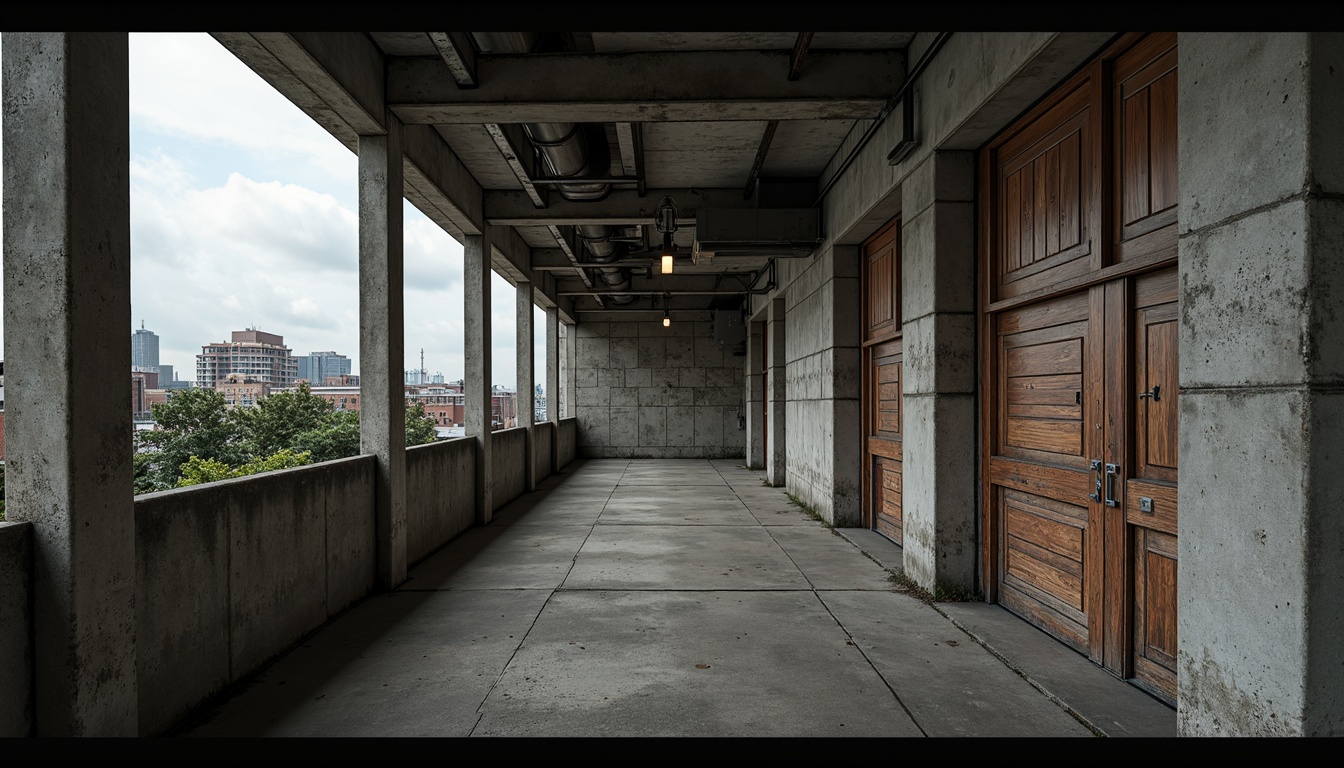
left=0, top=33, right=543, bottom=390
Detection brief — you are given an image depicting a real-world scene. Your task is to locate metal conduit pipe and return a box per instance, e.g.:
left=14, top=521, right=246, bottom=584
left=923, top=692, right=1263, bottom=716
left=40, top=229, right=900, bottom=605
left=473, top=32, right=634, bottom=304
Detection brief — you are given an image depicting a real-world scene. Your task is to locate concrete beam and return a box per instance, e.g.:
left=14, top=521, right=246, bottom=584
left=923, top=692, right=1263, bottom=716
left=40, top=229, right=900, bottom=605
left=212, top=33, right=384, bottom=150
left=401, top=123, right=484, bottom=239
left=465, top=229, right=495, bottom=523
left=428, top=32, right=477, bottom=87
left=483, top=122, right=547, bottom=208
left=554, top=274, right=756, bottom=296
left=486, top=188, right=752, bottom=227
left=358, top=115, right=408, bottom=591
left=1, top=33, right=137, bottom=735
left=387, top=50, right=901, bottom=124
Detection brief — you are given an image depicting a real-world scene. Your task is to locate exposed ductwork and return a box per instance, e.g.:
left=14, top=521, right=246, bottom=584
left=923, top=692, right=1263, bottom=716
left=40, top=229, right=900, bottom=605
left=472, top=33, right=634, bottom=304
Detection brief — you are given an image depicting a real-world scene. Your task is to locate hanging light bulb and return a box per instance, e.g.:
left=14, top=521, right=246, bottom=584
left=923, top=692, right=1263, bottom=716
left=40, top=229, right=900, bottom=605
left=661, top=232, right=674, bottom=275
left=662, top=293, right=671, bottom=327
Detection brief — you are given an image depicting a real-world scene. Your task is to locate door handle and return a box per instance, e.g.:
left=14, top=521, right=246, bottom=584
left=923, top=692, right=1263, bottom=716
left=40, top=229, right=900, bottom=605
left=1089, top=459, right=1102, bottom=502
left=1104, top=463, right=1120, bottom=508
left=1138, top=384, right=1160, bottom=402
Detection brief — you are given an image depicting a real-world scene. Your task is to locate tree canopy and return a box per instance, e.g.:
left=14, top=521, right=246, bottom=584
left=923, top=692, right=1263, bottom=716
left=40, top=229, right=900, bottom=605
left=134, top=382, right=439, bottom=493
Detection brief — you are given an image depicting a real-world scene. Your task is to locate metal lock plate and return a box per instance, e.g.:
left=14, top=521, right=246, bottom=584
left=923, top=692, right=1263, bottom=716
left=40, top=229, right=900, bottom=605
left=1139, top=497, right=1153, bottom=513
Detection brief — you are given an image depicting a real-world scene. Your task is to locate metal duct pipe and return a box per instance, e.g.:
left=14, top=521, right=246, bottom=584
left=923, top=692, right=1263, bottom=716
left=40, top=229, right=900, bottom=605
left=473, top=32, right=633, bottom=304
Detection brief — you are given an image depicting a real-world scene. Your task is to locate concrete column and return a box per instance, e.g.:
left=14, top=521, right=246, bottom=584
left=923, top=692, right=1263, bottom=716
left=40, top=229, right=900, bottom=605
left=546, top=306, right=560, bottom=471
left=899, top=150, right=977, bottom=593
left=358, top=113, right=407, bottom=590
left=1177, top=32, right=1344, bottom=736
left=564, top=321, right=577, bottom=419
left=766, top=298, right=788, bottom=487
left=465, top=229, right=494, bottom=523
left=1, top=33, right=137, bottom=735
left=745, top=319, right=765, bottom=470
left=516, top=281, right=536, bottom=491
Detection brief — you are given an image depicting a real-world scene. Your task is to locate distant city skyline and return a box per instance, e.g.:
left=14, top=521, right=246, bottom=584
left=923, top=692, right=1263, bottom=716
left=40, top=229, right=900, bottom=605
left=0, top=33, right=547, bottom=389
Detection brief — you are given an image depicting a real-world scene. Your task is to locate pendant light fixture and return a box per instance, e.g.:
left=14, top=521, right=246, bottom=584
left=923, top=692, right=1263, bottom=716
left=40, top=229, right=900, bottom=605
left=655, top=196, right=678, bottom=275
left=662, top=292, right=672, bottom=327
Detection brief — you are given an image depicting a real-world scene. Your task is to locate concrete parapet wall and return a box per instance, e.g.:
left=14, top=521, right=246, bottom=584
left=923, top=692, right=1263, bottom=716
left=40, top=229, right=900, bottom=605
left=132, top=456, right=375, bottom=735
left=490, top=427, right=527, bottom=511
left=533, top=422, right=554, bottom=482
left=0, top=522, right=33, bottom=736
left=406, top=437, right=475, bottom=565
left=557, top=418, right=577, bottom=468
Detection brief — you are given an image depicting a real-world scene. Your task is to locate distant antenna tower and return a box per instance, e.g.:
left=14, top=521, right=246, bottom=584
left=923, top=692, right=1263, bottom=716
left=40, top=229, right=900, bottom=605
left=420, top=348, right=426, bottom=385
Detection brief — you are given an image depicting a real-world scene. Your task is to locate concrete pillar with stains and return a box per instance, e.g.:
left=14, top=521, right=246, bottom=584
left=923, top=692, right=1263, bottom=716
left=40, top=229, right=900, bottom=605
left=465, top=229, right=494, bottom=523
left=516, top=281, right=535, bottom=491
left=358, top=112, right=408, bottom=591
left=1, top=32, right=137, bottom=735
left=1176, top=32, right=1344, bottom=737
left=899, top=150, right=977, bottom=594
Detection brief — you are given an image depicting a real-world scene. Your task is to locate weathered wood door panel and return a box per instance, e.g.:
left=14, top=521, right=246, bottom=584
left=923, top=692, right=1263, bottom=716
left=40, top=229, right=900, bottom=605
left=981, top=34, right=1179, bottom=705
left=862, top=218, right=901, bottom=543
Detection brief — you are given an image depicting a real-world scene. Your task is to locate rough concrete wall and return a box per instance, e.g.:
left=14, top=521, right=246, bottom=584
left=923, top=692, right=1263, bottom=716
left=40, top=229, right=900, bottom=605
left=557, top=418, right=577, bottom=468
left=782, top=246, right=862, bottom=525
left=406, top=438, right=475, bottom=565
left=1177, top=32, right=1344, bottom=737
left=533, top=422, right=555, bottom=483
left=574, top=317, right=747, bottom=459
left=490, top=427, right=528, bottom=511
left=0, top=522, right=33, bottom=736
left=132, top=456, right=374, bottom=735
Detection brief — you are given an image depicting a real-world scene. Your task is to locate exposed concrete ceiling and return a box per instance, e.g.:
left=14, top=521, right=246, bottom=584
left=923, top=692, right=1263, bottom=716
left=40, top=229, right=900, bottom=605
left=222, top=32, right=914, bottom=316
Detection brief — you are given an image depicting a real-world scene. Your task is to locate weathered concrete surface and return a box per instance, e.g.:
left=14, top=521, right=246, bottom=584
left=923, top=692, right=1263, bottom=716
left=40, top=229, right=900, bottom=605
left=556, top=417, right=577, bottom=469
left=898, top=151, right=977, bottom=594
left=0, top=522, right=33, bottom=736
left=465, top=230, right=495, bottom=523
left=1177, top=32, right=1344, bottom=736
left=132, top=456, right=374, bottom=736
left=490, top=427, right=528, bottom=512
left=516, top=280, right=536, bottom=492
left=405, top=437, right=475, bottom=565
left=533, top=421, right=554, bottom=487
left=2, top=33, right=137, bottom=736
left=574, top=317, right=745, bottom=459
left=176, top=458, right=1170, bottom=738
left=745, top=319, right=765, bottom=470
left=358, top=117, right=408, bottom=591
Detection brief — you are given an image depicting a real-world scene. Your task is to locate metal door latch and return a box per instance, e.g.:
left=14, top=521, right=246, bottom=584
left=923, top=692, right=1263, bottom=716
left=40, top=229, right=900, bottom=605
left=1089, top=460, right=1102, bottom=502
left=1138, top=384, right=1161, bottom=402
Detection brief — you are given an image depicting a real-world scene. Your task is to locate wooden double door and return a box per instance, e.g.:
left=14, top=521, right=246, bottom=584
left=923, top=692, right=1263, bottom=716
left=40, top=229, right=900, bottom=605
left=862, top=219, right=903, bottom=543
left=980, top=33, right=1179, bottom=703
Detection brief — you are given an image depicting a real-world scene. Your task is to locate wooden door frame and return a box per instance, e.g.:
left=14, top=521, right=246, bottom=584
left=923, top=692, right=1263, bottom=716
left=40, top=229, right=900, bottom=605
left=977, top=33, right=1180, bottom=683
left=860, top=216, right=901, bottom=531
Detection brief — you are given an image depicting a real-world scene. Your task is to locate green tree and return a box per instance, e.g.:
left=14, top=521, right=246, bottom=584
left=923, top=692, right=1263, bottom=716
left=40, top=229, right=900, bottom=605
left=405, top=401, right=439, bottom=447
left=293, top=409, right=361, bottom=463
left=136, top=388, right=247, bottom=492
left=177, top=448, right=312, bottom=487
left=234, top=382, right=333, bottom=457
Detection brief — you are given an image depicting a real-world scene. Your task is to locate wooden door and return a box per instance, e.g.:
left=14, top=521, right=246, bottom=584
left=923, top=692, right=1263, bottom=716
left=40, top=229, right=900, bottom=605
left=980, top=33, right=1179, bottom=703
left=862, top=218, right=901, bottom=542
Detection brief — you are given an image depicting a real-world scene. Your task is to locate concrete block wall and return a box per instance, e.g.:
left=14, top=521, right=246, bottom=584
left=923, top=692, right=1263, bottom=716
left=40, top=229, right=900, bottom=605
left=573, top=317, right=747, bottom=459
left=132, top=455, right=375, bottom=735
left=490, top=427, right=527, bottom=511
left=533, top=422, right=555, bottom=482
left=406, top=438, right=475, bottom=565
left=781, top=246, right=862, bottom=525
left=0, top=522, right=33, bottom=736
left=556, top=418, right=577, bottom=468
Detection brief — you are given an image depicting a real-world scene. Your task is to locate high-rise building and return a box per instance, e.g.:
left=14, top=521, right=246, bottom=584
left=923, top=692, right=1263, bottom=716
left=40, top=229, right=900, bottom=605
left=158, top=364, right=175, bottom=384
left=196, top=329, right=298, bottom=390
left=132, top=323, right=159, bottom=371
left=297, top=351, right=352, bottom=384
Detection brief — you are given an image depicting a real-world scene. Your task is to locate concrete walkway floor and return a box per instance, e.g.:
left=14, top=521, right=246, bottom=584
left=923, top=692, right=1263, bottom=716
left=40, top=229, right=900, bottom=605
left=174, top=458, right=1176, bottom=739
